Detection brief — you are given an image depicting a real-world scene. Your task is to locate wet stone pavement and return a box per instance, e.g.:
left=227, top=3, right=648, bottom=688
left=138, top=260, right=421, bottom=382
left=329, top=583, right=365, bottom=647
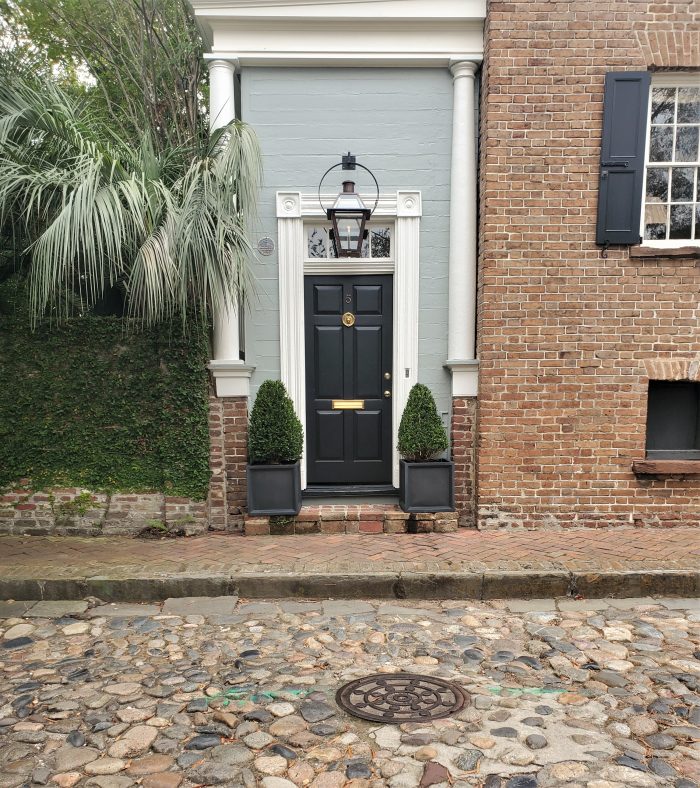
left=0, top=597, right=699, bottom=788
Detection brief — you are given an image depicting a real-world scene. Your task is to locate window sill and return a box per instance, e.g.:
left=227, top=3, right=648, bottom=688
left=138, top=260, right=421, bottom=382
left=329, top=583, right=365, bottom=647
left=632, top=459, right=700, bottom=476
left=630, top=245, right=700, bottom=259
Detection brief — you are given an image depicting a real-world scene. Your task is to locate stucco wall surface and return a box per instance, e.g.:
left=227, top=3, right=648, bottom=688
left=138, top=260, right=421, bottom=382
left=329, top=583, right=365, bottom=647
left=240, top=67, right=454, bottom=421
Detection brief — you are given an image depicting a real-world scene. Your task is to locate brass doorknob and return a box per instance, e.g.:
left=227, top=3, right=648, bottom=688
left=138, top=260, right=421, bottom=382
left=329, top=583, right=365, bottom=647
left=384, top=390, right=391, bottom=398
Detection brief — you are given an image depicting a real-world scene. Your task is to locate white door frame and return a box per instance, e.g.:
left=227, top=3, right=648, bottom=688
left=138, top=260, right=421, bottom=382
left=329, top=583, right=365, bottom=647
left=276, top=190, right=421, bottom=489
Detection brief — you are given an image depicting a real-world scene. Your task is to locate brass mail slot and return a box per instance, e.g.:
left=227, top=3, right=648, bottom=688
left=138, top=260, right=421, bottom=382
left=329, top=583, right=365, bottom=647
left=332, top=399, right=365, bottom=410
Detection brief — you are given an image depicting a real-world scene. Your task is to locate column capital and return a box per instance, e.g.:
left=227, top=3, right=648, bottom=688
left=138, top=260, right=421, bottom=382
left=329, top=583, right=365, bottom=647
left=207, top=58, right=239, bottom=75
left=449, top=60, right=479, bottom=80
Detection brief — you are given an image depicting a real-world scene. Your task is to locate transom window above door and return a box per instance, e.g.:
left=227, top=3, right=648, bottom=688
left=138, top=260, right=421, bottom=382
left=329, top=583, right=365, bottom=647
left=306, top=223, right=393, bottom=260
left=643, top=78, right=700, bottom=244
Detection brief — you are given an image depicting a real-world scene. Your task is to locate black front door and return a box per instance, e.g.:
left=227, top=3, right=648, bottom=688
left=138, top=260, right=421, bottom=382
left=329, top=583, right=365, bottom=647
left=305, top=275, right=393, bottom=485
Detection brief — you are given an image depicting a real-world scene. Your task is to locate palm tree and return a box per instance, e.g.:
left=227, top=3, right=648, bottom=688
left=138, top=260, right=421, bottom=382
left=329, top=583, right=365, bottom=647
left=0, top=77, right=262, bottom=325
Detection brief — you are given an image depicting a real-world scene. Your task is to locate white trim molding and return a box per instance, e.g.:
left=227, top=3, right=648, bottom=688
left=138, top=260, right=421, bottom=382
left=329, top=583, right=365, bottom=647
left=276, top=193, right=307, bottom=485
left=209, top=361, right=255, bottom=397
left=192, top=0, right=485, bottom=68
left=445, top=359, right=479, bottom=397
left=277, top=189, right=421, bottom=489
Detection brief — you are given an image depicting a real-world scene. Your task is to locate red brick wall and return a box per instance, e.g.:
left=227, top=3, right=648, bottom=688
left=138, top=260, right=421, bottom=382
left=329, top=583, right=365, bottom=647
left=221, top=396, right=248, bottom=530
left=477, top=1, right=700, bottom=529
left=451, top=397, right=477, bottom=527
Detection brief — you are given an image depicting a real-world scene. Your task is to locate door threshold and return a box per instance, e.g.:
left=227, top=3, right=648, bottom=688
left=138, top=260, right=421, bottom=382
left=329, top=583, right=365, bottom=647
left=303, top=485, right=398, bottom=499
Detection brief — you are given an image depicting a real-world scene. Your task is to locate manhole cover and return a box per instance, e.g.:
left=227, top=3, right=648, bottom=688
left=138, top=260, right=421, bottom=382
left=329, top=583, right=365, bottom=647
left=336, top=672, right=468, bottom=723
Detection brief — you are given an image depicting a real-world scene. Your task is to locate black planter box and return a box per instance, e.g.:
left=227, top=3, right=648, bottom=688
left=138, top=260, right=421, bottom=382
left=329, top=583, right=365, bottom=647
left=399, top=459, right=455, bottom=513
left=247, top=461, right=302, bottom=516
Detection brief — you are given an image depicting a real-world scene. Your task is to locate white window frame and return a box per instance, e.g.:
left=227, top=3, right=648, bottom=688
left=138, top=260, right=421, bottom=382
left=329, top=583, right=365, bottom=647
left=304, top=220, right=396, bottom=273
left=640, top=72, right=700, bottom=248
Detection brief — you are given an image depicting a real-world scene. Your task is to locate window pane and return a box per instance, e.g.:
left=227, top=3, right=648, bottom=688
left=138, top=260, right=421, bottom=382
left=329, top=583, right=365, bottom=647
left=669, top=204, right=692, bottom=239
left=696, top=205, right=700, bottom=239
left=371, top=227, right=391, bottom=258
left=677, top=87, right=700, bottom=123
left=671, top=167, right=694, bottom=201
left=646, top=381, right=700, bottom=453
left=675, top=126, right=699, bottom=162
left=649, top=126, right=673, bottom=161
left=644, top=204, right=667, bottom=240
left=645, top=167, right=669, bottom=202
left=307, top=227, right=327, bottom=258
left=650, top=87, right=675, bottom=124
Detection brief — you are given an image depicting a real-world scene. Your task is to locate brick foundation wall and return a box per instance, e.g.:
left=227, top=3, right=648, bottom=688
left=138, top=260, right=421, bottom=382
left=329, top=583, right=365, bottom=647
left=221, top=396, right=248, bottom=532
left=0, top=488, right=208, bottom=537
left=451, top=397, right=477, bottom=527
left=0, top=392, right=249, bottom=537
left=477, top=1, right=700, bottom=529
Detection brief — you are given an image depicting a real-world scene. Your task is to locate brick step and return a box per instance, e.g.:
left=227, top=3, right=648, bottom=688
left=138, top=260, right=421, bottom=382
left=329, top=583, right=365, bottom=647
left=244, top=506, right=459, bottom=535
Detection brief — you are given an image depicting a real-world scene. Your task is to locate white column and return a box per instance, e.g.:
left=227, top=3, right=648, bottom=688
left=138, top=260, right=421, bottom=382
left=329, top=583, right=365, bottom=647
left=207, top=58, right=253, bottom=397
left=446, top=60, right=479, bottom=397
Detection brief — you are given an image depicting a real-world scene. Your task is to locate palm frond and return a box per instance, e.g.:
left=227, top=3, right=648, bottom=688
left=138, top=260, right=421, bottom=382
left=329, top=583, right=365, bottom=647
left=0, top=76, right=261, bottom=326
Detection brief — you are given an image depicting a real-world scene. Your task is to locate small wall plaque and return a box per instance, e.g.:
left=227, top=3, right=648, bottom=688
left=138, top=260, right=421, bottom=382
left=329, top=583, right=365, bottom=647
left=257, top=237, right=275, bottom=256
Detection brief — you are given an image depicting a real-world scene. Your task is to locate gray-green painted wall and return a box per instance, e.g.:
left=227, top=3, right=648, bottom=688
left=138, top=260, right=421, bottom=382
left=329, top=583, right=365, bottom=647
left=240, top=67, right=453, bottom=420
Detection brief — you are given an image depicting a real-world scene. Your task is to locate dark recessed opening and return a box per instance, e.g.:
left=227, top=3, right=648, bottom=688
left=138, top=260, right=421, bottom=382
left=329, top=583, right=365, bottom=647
left=646, top=380, right=700, bottom=460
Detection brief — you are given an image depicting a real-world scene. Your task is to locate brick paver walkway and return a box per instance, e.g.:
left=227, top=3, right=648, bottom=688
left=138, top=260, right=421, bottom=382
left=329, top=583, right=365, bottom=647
left=0, top=528, right=698, bottom=580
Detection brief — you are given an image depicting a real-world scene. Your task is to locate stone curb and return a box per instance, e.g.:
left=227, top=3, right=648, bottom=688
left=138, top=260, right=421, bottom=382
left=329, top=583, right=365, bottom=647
left=0, top=569, right=697, bottom=602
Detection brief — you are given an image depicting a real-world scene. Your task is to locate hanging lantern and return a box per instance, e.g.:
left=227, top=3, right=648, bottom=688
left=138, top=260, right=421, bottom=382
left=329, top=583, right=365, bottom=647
left=327, top=180, right=371, bottom=258
left=318, top=153, right=379, bottom=258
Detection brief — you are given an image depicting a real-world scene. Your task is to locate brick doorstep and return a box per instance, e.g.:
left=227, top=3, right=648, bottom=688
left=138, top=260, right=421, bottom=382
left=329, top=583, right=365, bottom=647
left=0, top=529, right=697, bottom=602
left=243, top=505, right=458, bottom=535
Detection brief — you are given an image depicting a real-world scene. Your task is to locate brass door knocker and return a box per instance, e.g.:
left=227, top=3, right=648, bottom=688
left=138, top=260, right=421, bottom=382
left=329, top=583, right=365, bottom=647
left=342, top=312, right=355, bottom=327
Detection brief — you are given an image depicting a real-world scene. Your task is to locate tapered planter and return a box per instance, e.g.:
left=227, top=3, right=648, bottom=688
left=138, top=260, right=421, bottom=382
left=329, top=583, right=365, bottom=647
left=399, top=459, right=455, bottom=513
left=247, top=461, right=302, bottom=516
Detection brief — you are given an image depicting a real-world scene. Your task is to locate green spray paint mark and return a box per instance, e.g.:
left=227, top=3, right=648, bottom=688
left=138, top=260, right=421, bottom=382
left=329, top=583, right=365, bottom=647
left=204, top=686, right=312, bottom=708
left=487, top=686, right=567, bottom=697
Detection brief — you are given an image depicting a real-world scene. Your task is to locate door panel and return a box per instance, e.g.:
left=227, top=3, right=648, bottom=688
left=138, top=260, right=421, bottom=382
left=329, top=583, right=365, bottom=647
left=316, top=411, right=344, bottom=461
left=305, top=275, right=393, bottom=485
left=314, top=285, right=343, bottom=314
left=315, top=326, right=343, bottom=397
left=355, top=410, right=383, bottom=460
left=354, top=285, right=382, bottom=314
left=354, top=326, right=382, bottom=398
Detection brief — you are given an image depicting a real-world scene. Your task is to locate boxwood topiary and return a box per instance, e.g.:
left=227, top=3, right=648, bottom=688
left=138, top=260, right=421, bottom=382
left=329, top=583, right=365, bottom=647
left=398, top=383, right=449, bottom=462
left=249, top=379, right=304, bottom=464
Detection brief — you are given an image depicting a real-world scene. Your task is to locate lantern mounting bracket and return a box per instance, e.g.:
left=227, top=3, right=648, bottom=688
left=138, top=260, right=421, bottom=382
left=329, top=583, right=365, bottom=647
left=317, top=153, right=380, bottom=218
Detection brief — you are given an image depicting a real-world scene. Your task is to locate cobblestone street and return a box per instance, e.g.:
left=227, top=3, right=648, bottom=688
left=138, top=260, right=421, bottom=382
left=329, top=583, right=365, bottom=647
left=1, top=596, right=699, bottom=788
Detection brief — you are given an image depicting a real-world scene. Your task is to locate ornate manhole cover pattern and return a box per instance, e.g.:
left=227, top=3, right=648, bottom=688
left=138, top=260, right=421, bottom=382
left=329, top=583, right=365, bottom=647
left=336, top=672, right=468, bottom=723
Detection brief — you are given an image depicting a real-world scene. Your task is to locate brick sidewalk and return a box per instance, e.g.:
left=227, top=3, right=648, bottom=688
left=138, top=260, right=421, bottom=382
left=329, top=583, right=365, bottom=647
left=1, top=528, right=698, bottom=578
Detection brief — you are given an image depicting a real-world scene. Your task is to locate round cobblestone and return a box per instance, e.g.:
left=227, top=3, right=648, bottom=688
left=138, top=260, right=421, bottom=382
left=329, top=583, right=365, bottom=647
left=0, top=597, right=698, bottom=786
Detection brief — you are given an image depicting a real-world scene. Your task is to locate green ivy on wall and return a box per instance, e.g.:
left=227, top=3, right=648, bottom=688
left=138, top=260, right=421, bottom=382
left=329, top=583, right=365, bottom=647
left=0, top=278, right=211, bottom=500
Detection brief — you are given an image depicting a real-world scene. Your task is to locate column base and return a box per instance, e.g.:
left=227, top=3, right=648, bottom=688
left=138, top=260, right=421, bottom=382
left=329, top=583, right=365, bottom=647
left=209, top=361, right=255, bottom=397
left=445, top=359, right=479, bottom=397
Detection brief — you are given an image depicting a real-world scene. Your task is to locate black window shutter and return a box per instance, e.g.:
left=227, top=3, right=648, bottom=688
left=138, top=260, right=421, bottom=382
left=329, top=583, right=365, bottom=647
left=595, top=71, right=651, bottom=246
